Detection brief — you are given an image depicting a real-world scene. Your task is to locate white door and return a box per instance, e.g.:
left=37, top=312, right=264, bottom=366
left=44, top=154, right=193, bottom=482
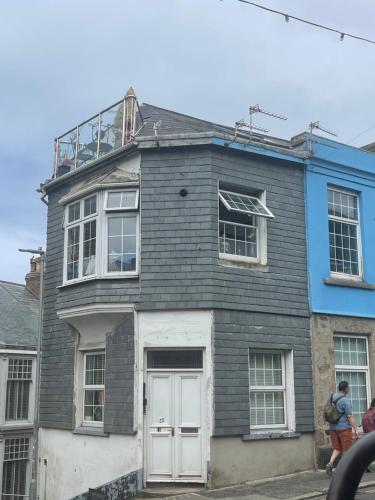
left=146, top=371, right=204, bottom=481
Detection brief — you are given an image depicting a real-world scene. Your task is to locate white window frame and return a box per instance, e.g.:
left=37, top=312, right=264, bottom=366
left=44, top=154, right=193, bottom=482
left=328, top=186, right=363, bottom=280
left=82, top=351, right=105, bottom=428
left=0, top=355, right=36, bottom=427
left=334, top=334, right=370, bottom=423
left=63, top=194, right=98, bottom=284
left=249, top=350, right=295, bottom=433
left=0, top=437, right=31, bottom=500
left=63, top=189, right=139, bottom=284
left=218, top=189, right=270, bottom=265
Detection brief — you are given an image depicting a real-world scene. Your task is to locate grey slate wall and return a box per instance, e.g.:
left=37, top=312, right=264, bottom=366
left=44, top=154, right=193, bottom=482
left=139, top=147, right=309, bottom=317
left=104, top=313, right=135, bottom=435
left=213, top=309, right=313, bottom=436
left=40, top=183, right=75, bottom=430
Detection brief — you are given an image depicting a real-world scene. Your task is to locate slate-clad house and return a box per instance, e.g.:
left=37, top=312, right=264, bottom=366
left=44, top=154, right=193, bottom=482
left=0, top=261, right=39, bottom=499
left=38, top=88, right=315, bottom=499
left=296, top=133, right=375, bottom=464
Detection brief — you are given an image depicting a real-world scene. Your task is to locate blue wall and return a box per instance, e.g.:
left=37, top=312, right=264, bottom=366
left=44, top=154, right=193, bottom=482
left=306, top=135, right=375, bottom=317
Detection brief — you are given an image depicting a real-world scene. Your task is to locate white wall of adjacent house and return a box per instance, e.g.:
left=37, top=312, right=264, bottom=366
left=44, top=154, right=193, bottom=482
left=38, top=429, right=139, bottom=500
left=137, top=310, right=214, bottom=485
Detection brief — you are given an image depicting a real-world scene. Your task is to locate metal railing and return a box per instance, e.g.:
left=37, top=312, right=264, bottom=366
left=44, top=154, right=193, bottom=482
left=327, top=431, right=375, bottom=499
left=53, top=90, right=143, bottom=178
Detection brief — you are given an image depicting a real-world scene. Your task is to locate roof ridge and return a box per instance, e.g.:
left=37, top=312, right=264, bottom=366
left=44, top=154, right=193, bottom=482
left=0, top=279, right=23, bottom=287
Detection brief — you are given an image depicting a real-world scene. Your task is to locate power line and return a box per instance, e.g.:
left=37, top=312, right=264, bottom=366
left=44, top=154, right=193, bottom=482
left=228, top=0, right=375, bottom=46
left=348, top=123, right=375, bottom=144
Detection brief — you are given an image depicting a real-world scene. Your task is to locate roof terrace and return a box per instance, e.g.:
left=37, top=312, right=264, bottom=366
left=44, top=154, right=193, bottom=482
left=53, top=87, right=143, bottom=178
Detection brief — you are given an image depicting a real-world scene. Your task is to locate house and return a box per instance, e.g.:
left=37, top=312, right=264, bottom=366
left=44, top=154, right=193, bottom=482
left=0, top=258, right=39, bottom=499
left=296, top=133, right=375, bottom=465
left=38, top=88, right=316, bottom=499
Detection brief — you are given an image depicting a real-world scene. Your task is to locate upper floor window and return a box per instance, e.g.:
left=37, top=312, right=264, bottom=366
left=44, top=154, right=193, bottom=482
left=64, top=189, right=139, bottom=283
left=328, top=187, right=361, bottom=278
left=5, top=358, right=33, bottom=422
left=218, top=189, right=274, bottom=264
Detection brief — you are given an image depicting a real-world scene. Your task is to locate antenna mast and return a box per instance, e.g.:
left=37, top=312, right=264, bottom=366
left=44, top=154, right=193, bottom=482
left=248, top=104, right=287, bottom=143
left=309, top=121, right=337, bottom=137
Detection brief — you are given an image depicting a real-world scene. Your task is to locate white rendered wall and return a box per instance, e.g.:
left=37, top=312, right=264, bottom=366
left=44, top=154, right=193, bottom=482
left=38, top=429, right=138, bottom=500
left=137, top=310, right=214, bottom=483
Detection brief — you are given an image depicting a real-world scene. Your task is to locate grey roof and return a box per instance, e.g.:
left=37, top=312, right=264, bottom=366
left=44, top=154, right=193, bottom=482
left=0, top=280, right=38, bottom=349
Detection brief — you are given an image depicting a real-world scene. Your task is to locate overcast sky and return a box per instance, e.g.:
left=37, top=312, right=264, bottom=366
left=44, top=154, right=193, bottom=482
left=1, top=0, right=375, bottom=283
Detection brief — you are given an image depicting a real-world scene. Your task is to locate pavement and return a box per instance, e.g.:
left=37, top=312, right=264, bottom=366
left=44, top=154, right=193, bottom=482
left=137, top=469, right=375, bottom=499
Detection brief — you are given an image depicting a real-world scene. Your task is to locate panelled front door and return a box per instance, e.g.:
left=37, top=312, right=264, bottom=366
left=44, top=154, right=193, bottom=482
left=146, top=370, right=204, bottom=482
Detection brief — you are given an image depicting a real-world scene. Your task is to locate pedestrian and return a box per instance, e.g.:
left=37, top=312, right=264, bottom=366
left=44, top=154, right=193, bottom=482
left=361, top=398, right=375, bottom=433
left=325, top=380, right=359, bottom=476
left=361, top=398, right=375, bottom=473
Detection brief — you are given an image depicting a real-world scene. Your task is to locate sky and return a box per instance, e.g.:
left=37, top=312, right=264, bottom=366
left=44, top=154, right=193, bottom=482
left=1, top=0, right=375, bottom=283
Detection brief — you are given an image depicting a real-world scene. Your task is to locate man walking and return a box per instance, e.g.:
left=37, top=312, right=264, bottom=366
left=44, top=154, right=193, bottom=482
left=326, top=380, right=359, bottom=476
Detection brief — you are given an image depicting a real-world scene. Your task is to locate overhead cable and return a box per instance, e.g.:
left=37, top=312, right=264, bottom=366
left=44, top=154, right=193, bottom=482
left=229, top=0, right=375, bottom=46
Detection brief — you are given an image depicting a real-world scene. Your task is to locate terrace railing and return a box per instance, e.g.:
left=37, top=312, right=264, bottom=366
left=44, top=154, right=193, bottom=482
left=54, top=88, right=143, bottom=178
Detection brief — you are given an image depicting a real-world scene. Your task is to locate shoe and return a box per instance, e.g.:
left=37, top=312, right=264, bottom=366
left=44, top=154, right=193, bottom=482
left=326, top=463, right=333, bottom=477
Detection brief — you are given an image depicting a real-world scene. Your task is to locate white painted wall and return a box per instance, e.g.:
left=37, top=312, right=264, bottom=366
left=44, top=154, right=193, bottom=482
left=38, top=429, right=139, bottom=500
left=137, top=310, right=214, bottom=484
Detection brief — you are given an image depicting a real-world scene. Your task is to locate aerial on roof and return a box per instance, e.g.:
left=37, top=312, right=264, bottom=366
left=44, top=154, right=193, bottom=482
left=0, top=280, right=38, bottom=349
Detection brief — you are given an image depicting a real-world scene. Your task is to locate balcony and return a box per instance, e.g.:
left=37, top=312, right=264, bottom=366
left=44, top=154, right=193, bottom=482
left=53, top=87, right=143, bottom=178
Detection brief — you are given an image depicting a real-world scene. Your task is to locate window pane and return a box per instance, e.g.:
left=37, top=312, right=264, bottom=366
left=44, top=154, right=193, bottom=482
left=84, top=195, right=97, bottom=217
left=107, top=190, right=138, bottom=209
left=68, top=202, right=80, bottom=223
left=5, top=380, right=30, bottom=420
left=334, top=336, right=368, bottom=367
left=249, top=353, right=283, bottom=387
left=250, top=391, right=285, bottom=426
left=84, top=389, right=104, bottom=422
left=107, top=216, right=137, bottom=273
left=67, top=226, right=80, bottom=280
left=219, top=190, right=273, bottom=218
left=85, top=353, right=105, bottom=385
left=219, top=222, right=257, bottom=259
left=147, top=350, right=203, bottom=369
left=3, top=439, right=29, bottom=498
left=83, top=220, right=96, bottom=277
left=329, top=220, right=359, bottom=276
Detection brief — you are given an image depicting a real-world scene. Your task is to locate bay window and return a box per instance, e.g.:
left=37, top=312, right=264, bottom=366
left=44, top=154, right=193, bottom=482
left=63, top=189, right=139, bottom=283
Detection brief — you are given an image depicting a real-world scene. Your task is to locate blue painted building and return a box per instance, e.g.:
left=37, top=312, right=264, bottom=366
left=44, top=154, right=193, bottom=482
left=296, top=132, right=375, bottom=459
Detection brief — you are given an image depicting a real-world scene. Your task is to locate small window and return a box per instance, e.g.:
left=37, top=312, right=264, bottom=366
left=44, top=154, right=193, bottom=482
left=106, top=190, right=139, bottom=210
left=5, top=359, right=33, bottom=421
left=328, top=187, right=361, bottom=278
left=249, top=351, right=294, bottom=431
left=147, top=350, right=203, bottom=369
left=84, top=195, right=97, bottom=217
left=334, top=335, right=369, bottom=424
left=219, top=188, right=272, bottom=264
left=83, top=352, right=105, bottom=424
left=2, top=438, right=30, bottom=499
left=68, top=201, right=80, bottom=223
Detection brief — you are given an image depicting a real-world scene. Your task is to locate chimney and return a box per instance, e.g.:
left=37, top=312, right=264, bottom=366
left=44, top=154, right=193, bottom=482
left=25, top=256, right=41, bottom=298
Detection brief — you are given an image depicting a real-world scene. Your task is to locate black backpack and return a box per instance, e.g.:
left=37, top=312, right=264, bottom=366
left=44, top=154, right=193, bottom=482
left=323, top=394, right=345, bottom=423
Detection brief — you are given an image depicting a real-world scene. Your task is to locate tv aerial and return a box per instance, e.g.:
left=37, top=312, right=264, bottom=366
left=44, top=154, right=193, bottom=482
left=308, top=121, right=337, bottom=137
left=232, top=104, right=288, bottom=144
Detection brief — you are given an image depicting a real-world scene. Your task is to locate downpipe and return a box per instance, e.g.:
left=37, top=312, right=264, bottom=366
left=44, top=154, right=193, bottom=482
left=327, top=431, right=375, bottom=499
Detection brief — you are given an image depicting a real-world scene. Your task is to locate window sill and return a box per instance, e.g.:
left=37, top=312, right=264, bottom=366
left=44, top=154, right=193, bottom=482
left=324, top=277, right=375, bottom=290
left=218, top=256, right=268, bottom=272
left=0, top=422, right=33, bottom=431
left=73, top=427, right=109, bottom=437
left=58, top=274, right=139, bottom=289
left=242, top=431, right=301, bottom=441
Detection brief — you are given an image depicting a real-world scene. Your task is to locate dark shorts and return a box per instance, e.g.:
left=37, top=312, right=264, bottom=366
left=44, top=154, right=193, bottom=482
left=330, top=429, right=353, bottom=453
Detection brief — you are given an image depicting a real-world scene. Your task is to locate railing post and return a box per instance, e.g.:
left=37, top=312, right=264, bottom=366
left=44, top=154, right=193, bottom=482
left=327, top=431, right=375, bottom=499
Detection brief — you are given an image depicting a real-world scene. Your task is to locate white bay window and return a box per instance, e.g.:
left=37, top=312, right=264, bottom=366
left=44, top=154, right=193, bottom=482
left=63, top=189, right=139, bottom=283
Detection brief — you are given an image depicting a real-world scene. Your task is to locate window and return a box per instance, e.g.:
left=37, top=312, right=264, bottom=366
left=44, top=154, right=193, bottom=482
left=2, top=438, right=30, bottom=500
left=65, top=194, right=97, bottom=281
left=218, top=189, right=273, bottom=264
left=5, top=358, right=33, bottom=422
left=249, top=351, right=294, bottom=431
left=83, top=352, right=105, bottom=425
left=328, top=187, right=361, bottom=278
left=64, top=189, right=139, bottom=283
left=334, top=335, right=369, bottom=424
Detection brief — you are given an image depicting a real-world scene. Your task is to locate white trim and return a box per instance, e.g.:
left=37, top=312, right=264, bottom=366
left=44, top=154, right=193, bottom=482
left=59, top=182, right=139, bottom=205
left=0, top=350, right=36, bottom=355
left=104, top=188, right=139, bottom=211
left=57, top=303, right=135, bottom=320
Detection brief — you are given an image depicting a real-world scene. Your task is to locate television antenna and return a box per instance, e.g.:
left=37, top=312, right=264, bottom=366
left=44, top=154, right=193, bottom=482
left=248, top=104, right=287, bottom=143
left=309, top=121, right=337, bottom=137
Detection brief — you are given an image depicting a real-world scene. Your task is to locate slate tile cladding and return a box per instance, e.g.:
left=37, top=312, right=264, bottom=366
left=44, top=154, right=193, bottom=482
left=104, top=313, right=135, bottom=435
left=139, top=146, right=309, bottom=316
left=213, top=310, right=313, bottom=436
left=40, top=180, right=137, bottom=433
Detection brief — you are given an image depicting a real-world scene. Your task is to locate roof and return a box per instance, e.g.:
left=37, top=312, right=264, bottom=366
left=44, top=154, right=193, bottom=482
left=0, top=280, right=38, bottom=349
